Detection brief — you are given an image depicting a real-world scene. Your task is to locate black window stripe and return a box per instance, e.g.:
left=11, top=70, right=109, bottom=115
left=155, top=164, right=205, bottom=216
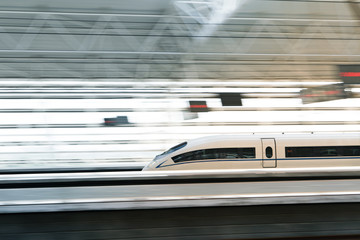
left=172, top=148, right=255, bottom=163
left=285, top=146, right=360, bottom=158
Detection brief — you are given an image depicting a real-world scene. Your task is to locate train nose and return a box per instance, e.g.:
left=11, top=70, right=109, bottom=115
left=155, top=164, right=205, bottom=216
left=142, top=163, right=151, bottom=171
left=142, top=160, right=157, bottom=171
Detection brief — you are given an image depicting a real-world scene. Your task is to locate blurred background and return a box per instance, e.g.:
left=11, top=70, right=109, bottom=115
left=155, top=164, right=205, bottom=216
left=1, top=0, right=360, bottom=171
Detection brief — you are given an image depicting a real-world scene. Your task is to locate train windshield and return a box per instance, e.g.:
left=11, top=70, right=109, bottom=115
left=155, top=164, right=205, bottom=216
left=153, top=142, right=187, bottom=161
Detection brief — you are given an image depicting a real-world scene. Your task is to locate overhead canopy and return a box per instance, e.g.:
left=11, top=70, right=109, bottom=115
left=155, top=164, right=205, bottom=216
left=0, top=0, right=359, bottom=82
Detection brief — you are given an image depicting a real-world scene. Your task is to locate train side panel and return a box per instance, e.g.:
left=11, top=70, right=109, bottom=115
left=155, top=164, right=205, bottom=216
left=155, top=138, right=263, bottom=170
left=275, top=135, right=360, bottom=168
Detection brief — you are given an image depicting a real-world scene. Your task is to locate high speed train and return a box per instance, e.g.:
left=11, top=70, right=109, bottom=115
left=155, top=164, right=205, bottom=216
left=142, top=133, right=360, bottom=171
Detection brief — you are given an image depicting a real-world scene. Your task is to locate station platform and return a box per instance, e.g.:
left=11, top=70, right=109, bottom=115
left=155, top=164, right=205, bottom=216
left=1, top=175, right=360, bottom=239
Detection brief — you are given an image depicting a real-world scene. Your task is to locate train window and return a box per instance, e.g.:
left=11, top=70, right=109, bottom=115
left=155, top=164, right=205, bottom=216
left=153, top=142, right=188, bottom=161
left=265, top=147, right=273, bottom=158
left=285, top=146, right=360, bottom=158
left=172, top=148, right=255, bottom=163
left=162, top=142, right=187, bottom=155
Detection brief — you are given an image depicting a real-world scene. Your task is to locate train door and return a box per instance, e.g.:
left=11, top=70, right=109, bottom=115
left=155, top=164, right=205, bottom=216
left=261, top=138, right=277, bottom=168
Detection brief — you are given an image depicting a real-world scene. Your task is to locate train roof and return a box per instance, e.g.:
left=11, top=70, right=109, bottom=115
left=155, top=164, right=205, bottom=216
left=187, top=132, right=360, bottom=144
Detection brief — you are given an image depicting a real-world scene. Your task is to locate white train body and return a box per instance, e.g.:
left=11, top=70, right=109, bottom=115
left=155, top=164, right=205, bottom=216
left=142, top=133, right=360, bottom=171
